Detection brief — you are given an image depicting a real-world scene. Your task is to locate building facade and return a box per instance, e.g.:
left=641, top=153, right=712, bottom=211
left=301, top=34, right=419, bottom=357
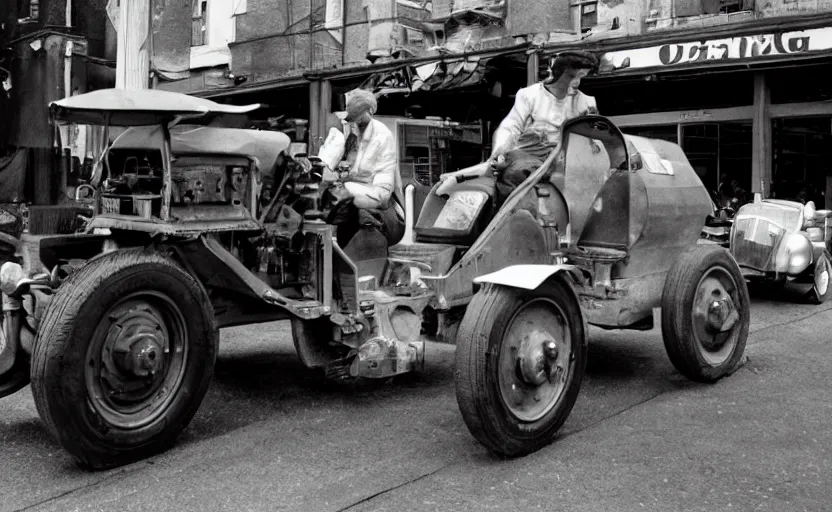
left=569, top=10, right=832, bottom=206
left=1, top=0, right=116, bottom=205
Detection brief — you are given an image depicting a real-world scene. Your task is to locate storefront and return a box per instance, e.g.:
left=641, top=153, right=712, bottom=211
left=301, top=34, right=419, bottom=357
left=541, top=17, right=832, bottom=208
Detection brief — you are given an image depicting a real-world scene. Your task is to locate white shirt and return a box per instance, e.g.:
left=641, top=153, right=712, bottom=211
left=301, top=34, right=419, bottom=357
left=344, top=118, right=404, bottom=217
left=492, top=83, right=597, bottom=155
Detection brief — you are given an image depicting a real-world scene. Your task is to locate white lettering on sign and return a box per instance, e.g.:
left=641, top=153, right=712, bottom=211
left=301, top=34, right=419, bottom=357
left=679, top=110, right=713, bottom=121
left=598, top=26, right=832, bottom=73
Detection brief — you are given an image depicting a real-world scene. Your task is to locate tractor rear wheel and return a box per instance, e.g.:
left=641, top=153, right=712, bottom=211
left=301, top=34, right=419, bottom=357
left=661, top=245, right=750, bottom=383
left=31, top=248, right=217, bottom=469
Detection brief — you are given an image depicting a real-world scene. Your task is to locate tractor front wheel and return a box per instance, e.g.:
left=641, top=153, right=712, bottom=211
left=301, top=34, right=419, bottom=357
left=455, top=276, right=587, bottom=457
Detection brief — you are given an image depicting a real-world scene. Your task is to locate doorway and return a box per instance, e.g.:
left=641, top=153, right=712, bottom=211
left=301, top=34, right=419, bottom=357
left=679, top=122, right=752, bottom=201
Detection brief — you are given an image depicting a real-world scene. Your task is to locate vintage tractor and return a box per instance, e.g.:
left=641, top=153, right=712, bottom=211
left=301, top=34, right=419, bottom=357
left=0, top=88, right=750, bottom=468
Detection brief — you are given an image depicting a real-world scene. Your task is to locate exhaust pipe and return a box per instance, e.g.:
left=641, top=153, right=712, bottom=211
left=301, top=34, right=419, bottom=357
left=401, top=184, right=415, bottom=245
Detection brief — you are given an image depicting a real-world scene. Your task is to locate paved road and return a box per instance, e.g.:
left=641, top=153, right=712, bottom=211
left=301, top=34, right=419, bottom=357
left=2, top=284, right=830, bottom=512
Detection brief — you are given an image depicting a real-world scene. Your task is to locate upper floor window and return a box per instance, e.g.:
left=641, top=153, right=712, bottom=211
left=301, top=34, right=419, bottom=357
left=18, top=0, right=40, bottom=21
left=674, top=0, right=754, bottom=17
left=571, top=0, right=598, bottom=33
left=231, top=0, right=247, bottom=43
left=192, top=0, right=208, bottom=47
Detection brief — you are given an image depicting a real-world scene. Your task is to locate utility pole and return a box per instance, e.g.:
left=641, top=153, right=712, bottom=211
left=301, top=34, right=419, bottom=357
left=114, top=0, right=151, bottom=90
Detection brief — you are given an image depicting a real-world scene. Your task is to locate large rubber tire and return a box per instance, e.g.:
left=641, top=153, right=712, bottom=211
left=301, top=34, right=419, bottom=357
left=661, top=245, right=750, bottom=383
left=809, top=251, right=832, bottom=304
left=31, top=248, right=218, bottom=470
left=455, top=276, right=587, bottom=458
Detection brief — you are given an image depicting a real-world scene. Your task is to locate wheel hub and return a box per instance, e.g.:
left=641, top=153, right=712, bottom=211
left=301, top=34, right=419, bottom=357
left=691, top=268, right=742, bottom=365
left=84, top=292, right=189, bottom=431
left=110, top=309, right=168, bottom=378
left=517, top=337, right=559, bottom=386
left=499, top=299, right=572, bottom=423
left=705, top=295, right=738, bottom=332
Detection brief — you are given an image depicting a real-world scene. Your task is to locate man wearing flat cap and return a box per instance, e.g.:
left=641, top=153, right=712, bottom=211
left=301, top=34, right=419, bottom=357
left=437, top=50, right=599, bottom=197
left=327, top=89, right=405, bottom=251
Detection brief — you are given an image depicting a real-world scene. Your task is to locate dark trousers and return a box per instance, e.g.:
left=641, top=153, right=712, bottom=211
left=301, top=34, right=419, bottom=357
left=494, top=132, right=558, bottom=203
left=332, top=202, right=405, bottom=250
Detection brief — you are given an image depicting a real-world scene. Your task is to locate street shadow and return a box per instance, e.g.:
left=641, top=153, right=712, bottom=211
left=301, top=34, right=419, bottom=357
left=747, top=280, right=815, bottom=304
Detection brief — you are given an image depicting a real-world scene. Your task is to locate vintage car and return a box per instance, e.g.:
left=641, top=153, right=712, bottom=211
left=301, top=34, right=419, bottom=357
left=0, top=89, right=749, bottom=469
left=729, top=195, right=832, bottom=302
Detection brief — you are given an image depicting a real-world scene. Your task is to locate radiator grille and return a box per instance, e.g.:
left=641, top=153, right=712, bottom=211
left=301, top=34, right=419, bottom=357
left=731, top=217, right=783, bottom=271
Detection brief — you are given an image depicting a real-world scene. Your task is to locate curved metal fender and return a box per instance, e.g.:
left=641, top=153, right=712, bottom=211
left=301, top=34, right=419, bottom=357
left=473, top=264, right=583, bottom=291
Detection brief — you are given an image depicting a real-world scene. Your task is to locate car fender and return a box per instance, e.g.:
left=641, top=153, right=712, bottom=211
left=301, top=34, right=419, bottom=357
left=473, top=264, right=583, bottom=291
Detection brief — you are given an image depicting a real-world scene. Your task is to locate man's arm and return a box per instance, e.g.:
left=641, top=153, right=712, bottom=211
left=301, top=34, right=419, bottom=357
left=579, top=94, right=599, bottom=116
left=490, top=88, right=532, bottom=158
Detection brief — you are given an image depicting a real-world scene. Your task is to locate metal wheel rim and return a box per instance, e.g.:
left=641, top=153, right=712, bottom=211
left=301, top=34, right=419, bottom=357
left=691, top=266, right=741, bottom=367
left=497, top=298, right=573, bottom=423
left=816, top=258, right=830, bottom=297
left=85, top=291, right=189, bottom=430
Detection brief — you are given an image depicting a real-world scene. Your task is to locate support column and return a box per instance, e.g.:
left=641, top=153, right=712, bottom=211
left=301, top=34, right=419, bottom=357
left=526, top=51, right=539, bottom=87
left=115, top=0, right=150, bottom=90
left=308, top=80, right=322, bottom=155
left=751, top=72, right=772, bottom=198
left=318, top=79, right=332, bottom=151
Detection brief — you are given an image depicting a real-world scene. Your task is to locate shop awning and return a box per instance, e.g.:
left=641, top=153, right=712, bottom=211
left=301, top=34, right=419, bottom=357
left=359, top=56, right=494, bottom=96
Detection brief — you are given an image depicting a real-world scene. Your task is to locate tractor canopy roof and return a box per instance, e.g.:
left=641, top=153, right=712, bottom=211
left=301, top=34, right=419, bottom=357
left=49, top=88, right=260, bottom=126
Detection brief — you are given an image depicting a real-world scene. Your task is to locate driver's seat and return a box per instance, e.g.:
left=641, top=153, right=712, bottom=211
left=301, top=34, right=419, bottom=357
left=412, top=176, right=497, bottom=247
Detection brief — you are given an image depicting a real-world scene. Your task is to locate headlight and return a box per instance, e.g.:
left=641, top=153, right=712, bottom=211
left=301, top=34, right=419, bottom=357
left=774, top=233, right=813, bottom=275
left=807, top=227, right=824, bottom=242
left=0, top=262, right=26, bottom=295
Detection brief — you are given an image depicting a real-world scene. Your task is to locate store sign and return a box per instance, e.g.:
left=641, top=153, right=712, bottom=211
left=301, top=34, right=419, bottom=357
left=598, top=26, right=832, bottom=73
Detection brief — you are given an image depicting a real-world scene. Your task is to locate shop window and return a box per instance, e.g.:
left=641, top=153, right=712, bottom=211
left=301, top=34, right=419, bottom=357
left=583, top=70, right=754, bottom=117
left=192, top=0, right=208, bottom=47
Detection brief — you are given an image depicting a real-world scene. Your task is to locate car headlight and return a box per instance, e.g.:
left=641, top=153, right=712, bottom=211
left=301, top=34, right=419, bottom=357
left=0, top=262, right=26, bottom=295
left=774, top=233, right=813, bottom=275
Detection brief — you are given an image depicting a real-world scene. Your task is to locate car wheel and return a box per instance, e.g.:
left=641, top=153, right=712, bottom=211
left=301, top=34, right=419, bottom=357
left=661, top=245, right=750, bottom=383
left=31, top=249, right=218, bottom=470
left=455, top=276, right=587, bottom=457
left=810, top=251, right=832, bottom=304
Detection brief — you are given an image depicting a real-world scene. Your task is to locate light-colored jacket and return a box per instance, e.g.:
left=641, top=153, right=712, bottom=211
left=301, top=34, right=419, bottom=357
left=344, top=118, right=404, bottom=217
left=491, top=83, right=597, bottom=156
